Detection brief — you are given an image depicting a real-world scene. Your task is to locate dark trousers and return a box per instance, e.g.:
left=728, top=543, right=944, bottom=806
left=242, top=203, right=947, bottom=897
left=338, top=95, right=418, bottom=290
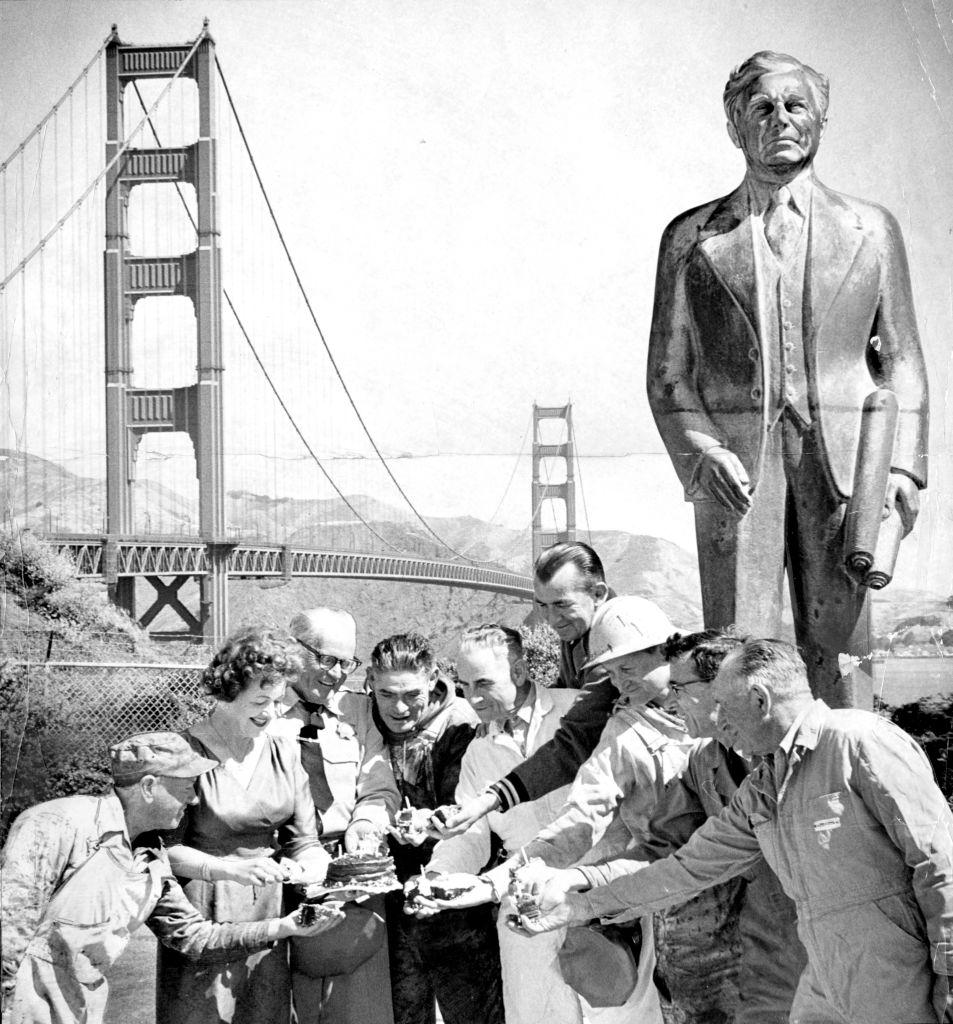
left=385, top=893, right=504, bottom=1024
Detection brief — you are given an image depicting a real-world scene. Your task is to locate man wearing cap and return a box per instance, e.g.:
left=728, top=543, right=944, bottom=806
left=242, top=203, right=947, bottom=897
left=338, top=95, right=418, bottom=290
left=1, top=732, right=342, bottom=1024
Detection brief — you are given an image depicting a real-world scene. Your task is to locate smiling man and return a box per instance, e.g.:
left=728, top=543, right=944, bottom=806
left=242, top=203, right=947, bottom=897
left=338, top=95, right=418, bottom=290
left=521, top=638, right=953, bottom=1024
left=532, top=542, right=610, bottom=689
left=1, top=733, right=341, bottom=1024
left=431, top=543, right=623, bottom=835
left=532, top=631, right=805, bottom=1024
left=282, top=608, right=400, bottom=1024
left=368, top=633, right=503, bottom=1024
left=413, top=625, right=591, bottom=1024
left=647, top=51, right=929, bottom=706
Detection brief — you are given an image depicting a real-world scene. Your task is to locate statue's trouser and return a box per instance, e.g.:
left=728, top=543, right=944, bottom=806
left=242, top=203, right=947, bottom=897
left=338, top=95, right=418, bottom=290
left=693, top=412, right=872, bottom=708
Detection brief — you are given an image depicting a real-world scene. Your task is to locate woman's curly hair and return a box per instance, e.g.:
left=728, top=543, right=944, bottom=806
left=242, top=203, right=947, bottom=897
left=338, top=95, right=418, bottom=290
left=203, top=626, right=303, bottom=702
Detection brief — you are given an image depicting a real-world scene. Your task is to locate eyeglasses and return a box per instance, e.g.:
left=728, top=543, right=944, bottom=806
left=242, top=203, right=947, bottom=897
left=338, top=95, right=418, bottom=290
left=295, top=637, right=362, bottom=675
left=668, top=677, right=707, bottom=696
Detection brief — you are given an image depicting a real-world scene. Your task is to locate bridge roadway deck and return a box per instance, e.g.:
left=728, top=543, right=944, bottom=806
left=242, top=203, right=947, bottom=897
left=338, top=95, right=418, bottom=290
left=47, top=534, right=534, bottom=600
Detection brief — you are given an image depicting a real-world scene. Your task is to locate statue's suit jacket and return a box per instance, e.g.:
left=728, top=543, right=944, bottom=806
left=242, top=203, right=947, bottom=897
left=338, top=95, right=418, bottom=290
left=646, top=178, right=929, bottom=503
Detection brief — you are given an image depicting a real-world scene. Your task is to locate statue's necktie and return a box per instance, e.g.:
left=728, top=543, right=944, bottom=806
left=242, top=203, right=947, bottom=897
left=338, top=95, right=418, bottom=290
left=764, top=185, right=800, bottom=261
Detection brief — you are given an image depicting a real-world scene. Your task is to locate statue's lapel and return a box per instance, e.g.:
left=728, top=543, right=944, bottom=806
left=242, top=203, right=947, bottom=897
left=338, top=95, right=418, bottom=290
left=806, top=184, right=865, bottom=335
left=697, top=187, right=759, bottom=337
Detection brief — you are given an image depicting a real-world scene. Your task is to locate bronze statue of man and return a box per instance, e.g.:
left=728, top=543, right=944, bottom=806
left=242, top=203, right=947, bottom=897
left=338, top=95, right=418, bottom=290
left=647, top=51, right=929, bottom=705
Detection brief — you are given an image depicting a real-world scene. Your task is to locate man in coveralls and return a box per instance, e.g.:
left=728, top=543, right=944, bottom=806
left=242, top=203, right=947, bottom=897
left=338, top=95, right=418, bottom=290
left=515, top=639, right=953, bottom=1024
left=1, top=732, right=340, bottom=1024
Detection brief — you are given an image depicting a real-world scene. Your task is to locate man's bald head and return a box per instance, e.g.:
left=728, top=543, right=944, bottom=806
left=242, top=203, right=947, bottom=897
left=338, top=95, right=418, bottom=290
left=288, top=607, right=358, bottom=698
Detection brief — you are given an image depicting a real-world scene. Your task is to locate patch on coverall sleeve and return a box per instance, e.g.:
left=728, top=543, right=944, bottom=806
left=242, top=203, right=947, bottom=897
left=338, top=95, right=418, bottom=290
left=933, top=941, right=953, bottom=975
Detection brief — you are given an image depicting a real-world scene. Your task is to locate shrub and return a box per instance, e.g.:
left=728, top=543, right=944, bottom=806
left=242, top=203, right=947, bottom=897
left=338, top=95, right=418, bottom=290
left=1, top=527, right=151, bottom=654
left=520, top=623, right=561, bottom=688
left=0, top=529, right=76, bottom=595
left=879, top=692, right=953, bottom=806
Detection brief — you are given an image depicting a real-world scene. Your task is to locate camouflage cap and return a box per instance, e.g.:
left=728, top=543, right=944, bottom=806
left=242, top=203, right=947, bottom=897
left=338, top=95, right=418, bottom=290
left=109, top=731, right=219, bottom=786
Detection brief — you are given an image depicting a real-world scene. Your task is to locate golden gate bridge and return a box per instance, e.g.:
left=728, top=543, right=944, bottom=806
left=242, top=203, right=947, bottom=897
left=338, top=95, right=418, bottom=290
left=1, top=23, right=584, bottom=641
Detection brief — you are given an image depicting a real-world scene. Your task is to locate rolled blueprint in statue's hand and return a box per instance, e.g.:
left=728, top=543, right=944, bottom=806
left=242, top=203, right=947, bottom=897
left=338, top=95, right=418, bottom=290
left=865, top=506, right=904, bottom=589
left=844, top=389, right=899, bottom=579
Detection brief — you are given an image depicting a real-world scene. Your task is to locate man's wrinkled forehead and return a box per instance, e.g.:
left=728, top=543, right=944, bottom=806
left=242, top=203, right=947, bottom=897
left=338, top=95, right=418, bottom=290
left=745, top=67, right=818, bottom=111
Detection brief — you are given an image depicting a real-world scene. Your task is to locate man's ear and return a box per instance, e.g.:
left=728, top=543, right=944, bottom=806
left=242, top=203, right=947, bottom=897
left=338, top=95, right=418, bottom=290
left=139, top=774, right=158, bottom=804
left=750, top=682, right=772, bottom=717
left=512, top=658, right=528, bottom=687
left=726, top=118, right=741, bottom=149
left=592, top=581, right=610, bottom=605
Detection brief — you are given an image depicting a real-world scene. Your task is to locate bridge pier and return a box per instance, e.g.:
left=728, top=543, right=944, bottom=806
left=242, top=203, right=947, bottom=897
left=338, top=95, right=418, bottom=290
left=102, top=27, right=227, bottom=642
left=200, top=544, right=230, bottom=645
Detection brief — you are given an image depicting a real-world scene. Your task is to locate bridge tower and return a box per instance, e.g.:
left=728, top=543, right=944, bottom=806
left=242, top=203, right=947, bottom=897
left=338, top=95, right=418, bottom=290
left=531, top=403, right=576, bottom=564
left=104, top=24, right=228, bottom=643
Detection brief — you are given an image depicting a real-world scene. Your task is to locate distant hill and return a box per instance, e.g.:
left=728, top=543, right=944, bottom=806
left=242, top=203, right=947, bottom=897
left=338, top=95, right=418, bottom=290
left=4, top=448, right=949, bottom=656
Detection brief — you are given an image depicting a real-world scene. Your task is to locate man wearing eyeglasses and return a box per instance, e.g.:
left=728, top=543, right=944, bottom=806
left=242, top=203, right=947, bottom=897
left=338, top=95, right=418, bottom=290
left=284, top=606, right=400, bottom=851
left=281, top=607, right=400, bottom=1024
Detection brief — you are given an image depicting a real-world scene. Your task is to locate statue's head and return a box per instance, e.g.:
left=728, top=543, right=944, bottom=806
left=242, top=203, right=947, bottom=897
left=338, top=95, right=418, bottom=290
left=723, top=51, right=829, bottom=183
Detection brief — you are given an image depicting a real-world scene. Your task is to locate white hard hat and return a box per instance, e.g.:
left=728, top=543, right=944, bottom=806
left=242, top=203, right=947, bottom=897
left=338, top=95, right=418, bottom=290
left=582, top=595, right=680, bottom=670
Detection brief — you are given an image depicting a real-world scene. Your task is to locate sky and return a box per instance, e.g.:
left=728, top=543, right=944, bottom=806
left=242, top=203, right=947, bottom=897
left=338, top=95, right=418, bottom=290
left=1, top=0, right=952, bottom=592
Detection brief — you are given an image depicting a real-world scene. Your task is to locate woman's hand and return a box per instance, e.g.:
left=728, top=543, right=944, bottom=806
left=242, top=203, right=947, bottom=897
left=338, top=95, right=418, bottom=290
left=223, top=856, right=287, bottom=886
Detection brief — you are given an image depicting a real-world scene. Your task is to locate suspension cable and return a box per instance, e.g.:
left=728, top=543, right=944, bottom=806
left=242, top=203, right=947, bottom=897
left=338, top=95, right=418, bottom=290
left=0, top=30, right=112, bottom=173
left=128, top=83, right=404, bottom=553
left=569, top=410, right=593, bottom=545
left=1, top=26, right=206, bottom=291
left=214, top=56, right=496, bottom=566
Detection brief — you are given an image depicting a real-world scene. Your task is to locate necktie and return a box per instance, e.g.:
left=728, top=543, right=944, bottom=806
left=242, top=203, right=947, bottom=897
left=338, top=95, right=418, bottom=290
left=299, top=701, right=327, bottom=740
left=764, top=185, right=800, bottom=261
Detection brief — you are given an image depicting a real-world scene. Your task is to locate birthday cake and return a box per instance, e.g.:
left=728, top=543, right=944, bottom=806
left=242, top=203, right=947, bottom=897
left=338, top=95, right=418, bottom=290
left=325, top=851, right=398, bottom=888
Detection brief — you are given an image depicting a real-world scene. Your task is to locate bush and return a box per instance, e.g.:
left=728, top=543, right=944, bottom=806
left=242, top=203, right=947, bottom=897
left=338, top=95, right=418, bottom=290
left=0, top=528, right=76, bottom=595
left=879, top=692, right=953, bottom=806
left=520, top=623, right=561, bottom=688
left=1, top=526, right=151, bottom=654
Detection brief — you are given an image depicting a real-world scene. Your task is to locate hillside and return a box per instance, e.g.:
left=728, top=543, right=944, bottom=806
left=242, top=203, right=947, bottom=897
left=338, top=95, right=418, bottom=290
left=4, top=448, right=950, bottom=657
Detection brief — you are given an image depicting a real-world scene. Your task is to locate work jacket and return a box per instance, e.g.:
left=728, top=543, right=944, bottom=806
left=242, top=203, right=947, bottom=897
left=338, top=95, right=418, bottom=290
left=1, top=793, right=278, bottom=1024
left=280, top=685, right=400, bottom=840
left=571, top=701, right=953, bottom=1024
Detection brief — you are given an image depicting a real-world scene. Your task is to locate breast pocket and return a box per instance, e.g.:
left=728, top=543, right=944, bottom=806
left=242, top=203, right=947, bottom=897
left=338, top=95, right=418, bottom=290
left=804, top=790, right=872, bottom=856
left=320, top=726, right=361, bottom=800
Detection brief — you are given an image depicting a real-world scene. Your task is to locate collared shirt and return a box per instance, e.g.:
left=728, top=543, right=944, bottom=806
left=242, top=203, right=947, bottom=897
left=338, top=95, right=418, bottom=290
left=427, top=686, right=583, bottom=883
left=278, top=683, right=400, bottom=838
left=571, top=700, right=953, bottom=1022
left=1, top=792, right=278, bottom=998
left=745, top=168, right=815, bottom=219
left=517, top=702, right=694, bottom=876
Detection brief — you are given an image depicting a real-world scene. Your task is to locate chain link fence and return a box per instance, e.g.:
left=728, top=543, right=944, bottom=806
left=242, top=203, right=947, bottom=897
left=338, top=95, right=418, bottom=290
left=1, top=660, right=212, bottom=838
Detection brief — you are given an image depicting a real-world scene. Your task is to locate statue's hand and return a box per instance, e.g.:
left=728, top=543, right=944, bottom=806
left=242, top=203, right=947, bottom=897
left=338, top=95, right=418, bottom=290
left=697, top=447, right=752, bottom=515
left=884, top=472, right=920, bottom=536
